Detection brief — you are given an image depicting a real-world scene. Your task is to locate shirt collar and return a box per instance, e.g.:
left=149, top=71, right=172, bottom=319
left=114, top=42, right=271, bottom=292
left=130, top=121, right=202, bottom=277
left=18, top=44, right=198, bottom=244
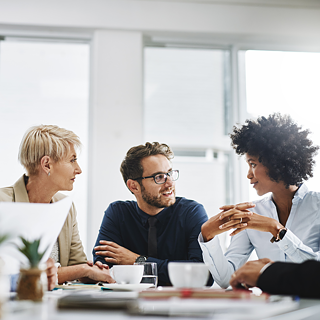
left=135, top=202, right=172, bottom=227
left=13, top=174, right=30, bottom=203
left=292, top=183, right=308, bottom=203
left=262, top=183, right=308, bottom=204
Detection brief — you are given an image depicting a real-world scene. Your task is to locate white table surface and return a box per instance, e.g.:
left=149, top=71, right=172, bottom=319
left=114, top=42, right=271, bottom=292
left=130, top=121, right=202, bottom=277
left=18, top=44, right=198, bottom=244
left=2, top=290, right=320, bottom=320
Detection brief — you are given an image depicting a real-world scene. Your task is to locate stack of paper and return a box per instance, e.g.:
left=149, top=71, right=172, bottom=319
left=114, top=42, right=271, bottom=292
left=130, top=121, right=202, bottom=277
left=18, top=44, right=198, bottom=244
left=139, top=287, right=269, bottom=300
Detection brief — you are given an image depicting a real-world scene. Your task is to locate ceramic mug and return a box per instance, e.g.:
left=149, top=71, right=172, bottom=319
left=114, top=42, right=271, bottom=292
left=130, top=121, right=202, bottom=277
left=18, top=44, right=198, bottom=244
left=111, top=265, right=144, bottom=284
left=168, top=262, right=209, bottom=288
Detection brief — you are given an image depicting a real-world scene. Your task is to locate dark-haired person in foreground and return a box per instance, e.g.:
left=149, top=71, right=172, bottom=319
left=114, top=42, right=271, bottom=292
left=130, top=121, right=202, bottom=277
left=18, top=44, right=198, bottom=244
left=93, top=142, right=212, bottom=286
left=199, top=113, right=320, bottom=288
left=230, top=258, right=320, bottom=299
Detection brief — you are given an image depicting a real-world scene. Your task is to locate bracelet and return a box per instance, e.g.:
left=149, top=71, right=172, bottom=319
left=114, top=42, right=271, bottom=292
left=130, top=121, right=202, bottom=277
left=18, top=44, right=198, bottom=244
left=54, top=263, right=61, bottom=285
left=259, top=262, right=272, bottom=275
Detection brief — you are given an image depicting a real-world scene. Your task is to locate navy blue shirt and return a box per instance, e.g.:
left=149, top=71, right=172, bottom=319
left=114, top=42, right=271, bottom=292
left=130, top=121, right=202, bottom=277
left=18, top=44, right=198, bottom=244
left=93, top=197, right=212, bottom=286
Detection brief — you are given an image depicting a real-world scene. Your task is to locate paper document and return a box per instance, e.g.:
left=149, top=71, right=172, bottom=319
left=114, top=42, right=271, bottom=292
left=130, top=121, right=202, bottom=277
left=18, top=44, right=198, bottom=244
left=57, top=291, right=138, bottom=310
left=133, top=298, right=298, bottom=319
left=0, top=197, right=72, bottom=274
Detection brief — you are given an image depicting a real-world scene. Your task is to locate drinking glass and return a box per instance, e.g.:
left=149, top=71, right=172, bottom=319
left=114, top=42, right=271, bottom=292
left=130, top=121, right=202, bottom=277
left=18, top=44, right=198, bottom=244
left=134, top=262, right=158, bottom=287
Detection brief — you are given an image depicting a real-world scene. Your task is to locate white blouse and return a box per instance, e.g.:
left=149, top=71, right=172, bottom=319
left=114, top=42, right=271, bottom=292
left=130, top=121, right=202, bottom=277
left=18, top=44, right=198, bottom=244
left=199, top=184, right=320, bottom=288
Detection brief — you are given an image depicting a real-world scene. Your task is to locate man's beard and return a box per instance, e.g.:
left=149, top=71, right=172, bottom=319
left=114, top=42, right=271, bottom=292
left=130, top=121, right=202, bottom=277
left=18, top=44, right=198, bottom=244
left=141, top=184, right=176, bottom=208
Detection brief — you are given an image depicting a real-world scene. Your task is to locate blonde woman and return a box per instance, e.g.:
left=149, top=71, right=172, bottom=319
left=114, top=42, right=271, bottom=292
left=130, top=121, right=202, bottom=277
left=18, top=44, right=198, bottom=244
left=0, top=125, right=114, bottom=284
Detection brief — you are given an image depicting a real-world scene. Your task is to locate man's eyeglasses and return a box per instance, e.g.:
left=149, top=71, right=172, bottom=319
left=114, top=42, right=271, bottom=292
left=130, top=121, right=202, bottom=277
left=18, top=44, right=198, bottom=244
left=134, top=170, right=179, bottom=185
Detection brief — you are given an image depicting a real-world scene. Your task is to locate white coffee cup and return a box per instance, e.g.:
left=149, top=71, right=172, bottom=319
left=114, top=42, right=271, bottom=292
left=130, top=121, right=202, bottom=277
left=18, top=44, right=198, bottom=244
left=111, top=265, right=144, bottom=284
left=168, top=262, right=209, bottom=288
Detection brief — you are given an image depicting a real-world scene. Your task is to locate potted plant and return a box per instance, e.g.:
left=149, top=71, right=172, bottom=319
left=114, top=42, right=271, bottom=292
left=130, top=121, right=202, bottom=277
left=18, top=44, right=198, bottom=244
left=16, top=237, right=48, bottom=301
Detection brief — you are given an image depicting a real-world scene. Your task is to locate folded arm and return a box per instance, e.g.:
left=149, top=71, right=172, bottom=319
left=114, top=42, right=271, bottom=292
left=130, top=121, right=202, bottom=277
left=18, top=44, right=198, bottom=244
left=231, top=259, right=320, bottom=299
left=93, top=202, right=211, bottom=286
left=57, top=264, right=115, bottom=284
left=219, top=203, right=320, bottom=263
left=257, top=260, right=320, bottom=298
left=94, top=227, right=208, bottom=285
left=201, top=202, right=254, bottom=242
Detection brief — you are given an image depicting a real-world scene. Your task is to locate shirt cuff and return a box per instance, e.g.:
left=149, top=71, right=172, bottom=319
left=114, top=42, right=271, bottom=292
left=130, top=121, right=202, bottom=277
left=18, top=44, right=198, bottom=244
left=276, top=229, right=302, bottom=259
left=198, top=232, right=219, bottom=247
left=259, top=262, right=272, bottom=275
left=198, top=233, right=221, bottom=258
left=198, top=232, right=205, bottom=243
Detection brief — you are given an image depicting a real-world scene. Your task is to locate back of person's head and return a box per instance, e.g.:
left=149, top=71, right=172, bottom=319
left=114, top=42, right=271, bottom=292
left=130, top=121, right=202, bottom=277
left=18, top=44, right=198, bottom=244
left=19, top=125, right=81, bottom=176
left=120, top=142, right=174, bottom=184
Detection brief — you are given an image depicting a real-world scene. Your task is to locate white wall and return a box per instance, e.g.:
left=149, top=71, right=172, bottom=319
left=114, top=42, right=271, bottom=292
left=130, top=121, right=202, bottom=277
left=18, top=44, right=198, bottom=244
left=1, top=0, right=320, bottom=254
left=87, top=30, right=143, bottom=254
left=1, top=0, right=320, bottom=49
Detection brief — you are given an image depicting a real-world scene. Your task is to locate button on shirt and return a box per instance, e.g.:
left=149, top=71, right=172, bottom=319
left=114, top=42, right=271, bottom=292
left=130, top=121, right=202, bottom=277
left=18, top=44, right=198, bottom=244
left=199, top=184, right=320, bottom=288
left=93, top=197, right=211, bottom=286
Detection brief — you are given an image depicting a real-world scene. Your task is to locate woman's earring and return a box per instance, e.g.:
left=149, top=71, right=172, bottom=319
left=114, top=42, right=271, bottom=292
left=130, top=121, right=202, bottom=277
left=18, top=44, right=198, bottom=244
left=48, top=172, right=51, bottom=177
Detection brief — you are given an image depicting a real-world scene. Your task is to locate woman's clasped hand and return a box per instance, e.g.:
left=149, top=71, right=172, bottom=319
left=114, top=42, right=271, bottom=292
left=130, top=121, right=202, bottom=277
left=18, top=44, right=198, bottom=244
left=202, top=202, right=255, bottom=242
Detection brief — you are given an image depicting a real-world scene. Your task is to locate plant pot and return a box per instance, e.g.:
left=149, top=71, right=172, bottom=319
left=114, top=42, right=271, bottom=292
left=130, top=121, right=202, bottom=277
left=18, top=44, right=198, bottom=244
left=16, top=268, right=46, bottom=301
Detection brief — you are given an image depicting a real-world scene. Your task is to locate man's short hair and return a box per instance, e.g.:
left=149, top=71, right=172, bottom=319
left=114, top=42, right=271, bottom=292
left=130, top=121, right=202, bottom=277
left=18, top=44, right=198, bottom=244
left=19, top=125, right=81, bottom=176
left=120, top=142, right=174, bottom=184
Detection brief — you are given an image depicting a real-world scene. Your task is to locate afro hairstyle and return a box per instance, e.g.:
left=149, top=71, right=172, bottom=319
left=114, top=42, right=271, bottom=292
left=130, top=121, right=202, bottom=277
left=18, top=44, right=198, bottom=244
left=230, top=113, right=319, bottom=188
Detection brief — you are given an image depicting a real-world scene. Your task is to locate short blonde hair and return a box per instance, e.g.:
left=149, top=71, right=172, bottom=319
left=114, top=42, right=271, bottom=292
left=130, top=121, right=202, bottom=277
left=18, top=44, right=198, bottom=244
left=19, top=125, right=81, bottom=176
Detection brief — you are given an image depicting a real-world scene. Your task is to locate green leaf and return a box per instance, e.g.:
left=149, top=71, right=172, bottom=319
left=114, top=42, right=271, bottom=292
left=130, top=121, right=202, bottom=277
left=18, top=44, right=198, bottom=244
left=16, top=237, right=49, bottom=269
left=0, top=234, right=8, bottom=245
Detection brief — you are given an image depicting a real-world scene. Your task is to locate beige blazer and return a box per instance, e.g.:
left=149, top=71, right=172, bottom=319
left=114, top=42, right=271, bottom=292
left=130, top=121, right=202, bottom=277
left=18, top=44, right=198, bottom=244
left=0, top=175, right=87, bottom=267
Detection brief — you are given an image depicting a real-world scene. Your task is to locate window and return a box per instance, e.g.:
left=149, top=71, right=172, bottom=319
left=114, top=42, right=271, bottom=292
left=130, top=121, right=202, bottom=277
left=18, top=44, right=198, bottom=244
left=144, top=46, right=232, bottom=226
left=0, top=39, right=90, bottom=254
left=244, top=50, right=320, bottom=201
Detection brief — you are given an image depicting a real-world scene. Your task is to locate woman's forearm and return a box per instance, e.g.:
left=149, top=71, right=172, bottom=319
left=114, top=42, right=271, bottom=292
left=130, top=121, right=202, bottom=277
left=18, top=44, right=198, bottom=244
left=57, top=264, right=115, bottom=284
left=57, top=264, right=89, bottom=284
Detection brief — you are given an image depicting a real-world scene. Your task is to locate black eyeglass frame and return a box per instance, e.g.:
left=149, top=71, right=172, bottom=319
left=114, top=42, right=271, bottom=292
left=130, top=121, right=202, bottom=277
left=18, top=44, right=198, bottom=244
left=133, top=169, right=179, bottom=185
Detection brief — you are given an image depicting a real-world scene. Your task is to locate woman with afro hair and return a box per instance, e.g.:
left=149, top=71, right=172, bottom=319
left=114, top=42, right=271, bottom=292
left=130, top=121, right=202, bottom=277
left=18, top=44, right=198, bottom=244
left=199, top=113, right=320, bottom=288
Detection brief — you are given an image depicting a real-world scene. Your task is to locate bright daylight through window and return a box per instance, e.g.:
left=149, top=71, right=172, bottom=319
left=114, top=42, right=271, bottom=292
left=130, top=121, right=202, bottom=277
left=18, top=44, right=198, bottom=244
left=144, top=46, right=232, bottom=221
left=0, top=39, right=89, bottom=254
left=245, top=50, right=320, bottom=202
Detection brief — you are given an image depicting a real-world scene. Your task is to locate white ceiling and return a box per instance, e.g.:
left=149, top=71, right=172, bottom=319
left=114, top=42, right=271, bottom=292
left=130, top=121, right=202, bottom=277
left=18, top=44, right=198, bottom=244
left=137, top=0, right=320, bottom=8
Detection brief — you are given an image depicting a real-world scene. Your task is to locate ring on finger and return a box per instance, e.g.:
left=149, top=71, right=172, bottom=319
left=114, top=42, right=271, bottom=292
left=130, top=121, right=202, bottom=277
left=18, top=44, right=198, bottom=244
left=241, top=283, right=248, bottom=289
left=239, top=217, right=242, bottom=224
left=228, top=216, right=231, bottom=222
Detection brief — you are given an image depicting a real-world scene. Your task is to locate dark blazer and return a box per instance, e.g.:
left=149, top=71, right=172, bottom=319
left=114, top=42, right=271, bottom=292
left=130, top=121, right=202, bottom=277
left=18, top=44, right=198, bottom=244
left=257, top=260, right=320, bottom=298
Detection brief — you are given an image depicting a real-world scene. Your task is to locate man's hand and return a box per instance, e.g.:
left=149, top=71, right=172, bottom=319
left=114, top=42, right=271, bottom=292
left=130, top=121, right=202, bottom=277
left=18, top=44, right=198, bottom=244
left=94, top=241, right=139, bottom=265
left=46, top=258, right=57, bottom=291
left=201, top=202, right=254, bottom=242
left=229, top=258, right=273, bottom=290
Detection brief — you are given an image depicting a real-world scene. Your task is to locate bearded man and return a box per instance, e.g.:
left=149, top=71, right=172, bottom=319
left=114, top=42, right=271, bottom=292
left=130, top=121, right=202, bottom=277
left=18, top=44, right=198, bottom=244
left=93, top=142, right=212, bottom=286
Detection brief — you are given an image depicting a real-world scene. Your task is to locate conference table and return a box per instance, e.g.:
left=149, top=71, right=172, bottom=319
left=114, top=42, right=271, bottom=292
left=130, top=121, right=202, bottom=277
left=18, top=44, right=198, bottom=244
left=2, top=288, right=320, bottom=320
